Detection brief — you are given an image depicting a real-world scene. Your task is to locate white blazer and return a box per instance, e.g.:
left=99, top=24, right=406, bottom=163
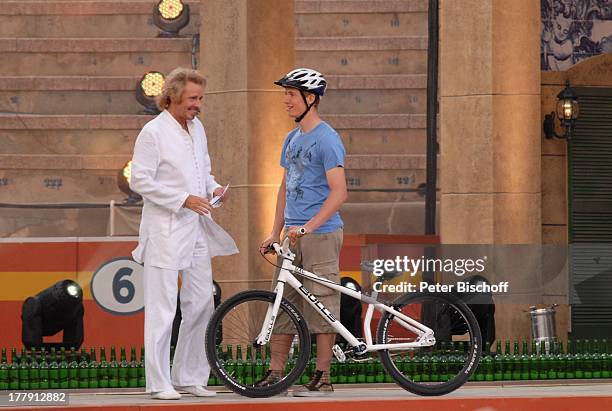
left=130, top=110, right=238, bottom=270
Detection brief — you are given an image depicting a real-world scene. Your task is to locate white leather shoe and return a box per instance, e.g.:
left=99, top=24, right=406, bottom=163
left=175, top=385, right=217, bottom=397
left=151, top=389, right=181, bottom=400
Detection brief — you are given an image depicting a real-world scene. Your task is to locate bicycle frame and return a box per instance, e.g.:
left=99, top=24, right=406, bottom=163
left=255, top=241, right=436, bottom=353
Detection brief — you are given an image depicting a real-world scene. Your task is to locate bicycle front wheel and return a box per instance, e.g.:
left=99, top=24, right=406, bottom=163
left=205, top=290, right=311, bottom=397
left=377, top=292, right=482, bottom=396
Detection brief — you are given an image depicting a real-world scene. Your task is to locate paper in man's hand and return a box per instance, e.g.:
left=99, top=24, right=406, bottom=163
left=210, top=184, right=230, bottom=208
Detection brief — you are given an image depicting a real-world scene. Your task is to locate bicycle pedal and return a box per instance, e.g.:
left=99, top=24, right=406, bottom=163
left=332, top=344, right=346, bottom=363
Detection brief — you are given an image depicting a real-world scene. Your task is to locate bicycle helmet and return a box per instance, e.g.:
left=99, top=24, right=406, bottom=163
left=275, top=68, right=327, bottom=122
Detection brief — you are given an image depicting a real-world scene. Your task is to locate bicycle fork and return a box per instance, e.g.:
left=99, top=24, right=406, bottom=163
left=255, top=257, right=296, bottom=346
left=255, top=280, right=285, bottom=346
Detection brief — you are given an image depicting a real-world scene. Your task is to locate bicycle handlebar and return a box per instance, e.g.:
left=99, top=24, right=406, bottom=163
left=265, top=237, right=291, bottom=256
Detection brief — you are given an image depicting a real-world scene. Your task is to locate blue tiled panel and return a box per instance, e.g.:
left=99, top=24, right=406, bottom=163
left=541, top=0, right=612, bottom=70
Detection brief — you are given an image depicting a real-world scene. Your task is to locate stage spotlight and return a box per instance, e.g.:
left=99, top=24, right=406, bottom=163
left=458, top=275, right=496, bottom=344
left=22, top=280, right=84, bottom=350
left=153, top=0, right=190, bottom=37
left=339, top=277, right=362, bottom=341
left=136, top=71, right=164, bottom=115
left=117, top=160, right=142, bottom=204
left=341, top=277, right=361, bottom=292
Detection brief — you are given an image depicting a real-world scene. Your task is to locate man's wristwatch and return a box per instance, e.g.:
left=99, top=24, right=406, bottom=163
left=297, top=226, right=308, bottom=236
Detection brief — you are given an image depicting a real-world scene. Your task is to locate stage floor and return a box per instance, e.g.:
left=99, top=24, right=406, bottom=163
left=2, top=381, right=612, bottom=410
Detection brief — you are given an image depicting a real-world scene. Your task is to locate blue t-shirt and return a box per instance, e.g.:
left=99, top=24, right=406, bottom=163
left=280, top=121, right=346, bottom=233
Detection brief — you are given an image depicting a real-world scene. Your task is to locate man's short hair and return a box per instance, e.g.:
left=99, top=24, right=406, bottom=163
left=156, top=67, right=206, bottom=110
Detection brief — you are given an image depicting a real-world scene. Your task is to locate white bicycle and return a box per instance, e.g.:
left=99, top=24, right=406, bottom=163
left=205, top=238, right=481, bottom=397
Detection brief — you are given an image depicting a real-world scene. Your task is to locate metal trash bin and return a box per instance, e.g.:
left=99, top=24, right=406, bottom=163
left=529, top=304, right=558, bottom=354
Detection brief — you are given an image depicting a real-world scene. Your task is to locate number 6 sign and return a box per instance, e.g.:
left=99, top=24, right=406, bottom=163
left=91, top=258, right=144, bottom=315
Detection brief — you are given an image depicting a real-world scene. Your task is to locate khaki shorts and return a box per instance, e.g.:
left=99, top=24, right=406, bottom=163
left=272, top=229, right=343, bottom=334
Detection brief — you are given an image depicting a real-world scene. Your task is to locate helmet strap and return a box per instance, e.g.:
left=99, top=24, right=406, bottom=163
left=295, top=90, right=315, bottom=123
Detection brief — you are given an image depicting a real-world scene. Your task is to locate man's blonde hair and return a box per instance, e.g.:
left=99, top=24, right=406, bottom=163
left=156, top=67, right=206, bottom=110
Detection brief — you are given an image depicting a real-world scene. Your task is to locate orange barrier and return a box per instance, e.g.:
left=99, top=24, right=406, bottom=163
left=0, top=238, right=141, bottom=349
left=0, top=234, right=439, bottom=349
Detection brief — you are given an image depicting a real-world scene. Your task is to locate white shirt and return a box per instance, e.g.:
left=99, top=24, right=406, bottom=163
left=130, top=110, right=238, bottom=269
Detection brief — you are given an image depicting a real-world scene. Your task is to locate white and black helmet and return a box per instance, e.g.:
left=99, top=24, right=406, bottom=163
left=275, top=68, right=327, bottom=122
left=274, top=68, right=327, bottom=97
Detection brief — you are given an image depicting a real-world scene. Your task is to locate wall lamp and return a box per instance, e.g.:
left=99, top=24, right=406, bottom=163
left=543, top=80, right=579, bottom=140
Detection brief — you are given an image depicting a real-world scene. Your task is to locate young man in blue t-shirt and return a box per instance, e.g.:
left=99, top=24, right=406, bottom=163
left=259, top=68, right=347, bottom=396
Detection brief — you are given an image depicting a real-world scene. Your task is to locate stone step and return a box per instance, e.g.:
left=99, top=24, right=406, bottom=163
left=1, top=127, right=426, bottom=158
left=295, top=0, right=427, bottom=14
left=0, top=169, right=124, bottom=203
left=0, top=113, right=152, bottom=130
left=3, top=0, right=199, bottom=12
left=0, top=201, right=432, bottom=237
left=0, top=113, right=427, bottom=161
left=347, top=189, right=428, bottom=204
left=327, top=80, right=429, bottom=154
left=297, top=49, right=427, bottom=75
left=0, top=114, right=426, bottom=160
left=0, top=153, right=433, bottom=203
left=0, top=88, right=426, bottom=115
left=296, top=36, right=427, bottom=51
left=0, top=37, right=193, bottom=52
left=1, top=129, right=139, bottom=156
left=0, top=90, right=141, bottom=115
left=0, top=1, right=200, bottom=38
left=296, top=0, right=428, bottom=38
left=325, top=114, right=426, bottom=129
left=0, top=38, right=193, bottom=76
left=295, top=35, right=427, bottom=75
left=0, top=207, right=111, bottom=237
left=0, top=74, right=426, bottom=91
left=341, top=201, right=428, bottom=235
left=0, top=74, right=426, bottom=115
left=327, top=74, right=426, bottom=89
left=0, top=74, right=426, bottom=92
left=339, top=129, right=426, bottom=155
left=296, top=11, right=427, bottom=38
left=321, top=88, right=425, bottom=115
left=0, top=114, right=428, bottom=174
left=345, top=168, right=430, bottom=203
left=0, top=76, right=141, bottom=91
left=347, top=154, right=426, bottom=169
left=345, top=153, right=432, bottom=203
left=0, top=153, right=427, bottom=171
left=0, top=75, right=142, bottom=114
left=0, top=154, right=130, bottom=170
left=0, top=169, right=431, bottom=204
left=0, top=113, right=424, bottom=131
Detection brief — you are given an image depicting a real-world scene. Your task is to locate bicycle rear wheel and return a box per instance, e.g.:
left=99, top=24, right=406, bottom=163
left=377, top=292, right=481, bottom=396
left=205, top=290, right=311, bottom=397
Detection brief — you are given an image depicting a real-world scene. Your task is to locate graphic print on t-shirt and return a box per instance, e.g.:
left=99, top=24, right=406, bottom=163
left=286, top=141, right=317, bottom=200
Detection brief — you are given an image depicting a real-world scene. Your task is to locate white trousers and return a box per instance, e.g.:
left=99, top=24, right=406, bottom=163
left=143, top=235, right=214, bottom=393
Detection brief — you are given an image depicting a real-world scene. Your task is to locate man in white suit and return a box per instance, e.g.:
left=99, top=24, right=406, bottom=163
left=130, top=67, right=238, bottom=400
